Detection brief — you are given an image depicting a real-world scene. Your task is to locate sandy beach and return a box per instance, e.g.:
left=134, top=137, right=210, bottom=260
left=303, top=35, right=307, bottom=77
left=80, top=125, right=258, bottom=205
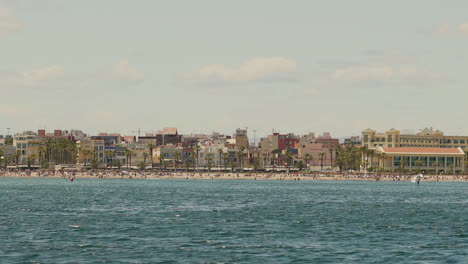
left=2, top=171, right=468, bottom=182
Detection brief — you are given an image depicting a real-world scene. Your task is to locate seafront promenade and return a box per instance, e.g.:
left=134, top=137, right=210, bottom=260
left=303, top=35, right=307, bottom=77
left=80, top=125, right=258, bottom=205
left=2, top=170, right=468, bottom=182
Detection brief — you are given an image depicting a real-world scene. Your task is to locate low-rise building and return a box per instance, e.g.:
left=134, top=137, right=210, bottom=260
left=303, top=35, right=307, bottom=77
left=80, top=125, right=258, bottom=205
left=374, top=147, right=465, bottom=173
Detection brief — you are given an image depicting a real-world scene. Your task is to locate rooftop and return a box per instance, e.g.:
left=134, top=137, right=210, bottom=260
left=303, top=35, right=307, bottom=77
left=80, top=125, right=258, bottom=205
left=380, top=147, right=464, bottom=155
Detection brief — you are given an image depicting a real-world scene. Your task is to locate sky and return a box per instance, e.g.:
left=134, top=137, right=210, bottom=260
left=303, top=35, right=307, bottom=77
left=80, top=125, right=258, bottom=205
left=1, top=0, right=468, bottom=138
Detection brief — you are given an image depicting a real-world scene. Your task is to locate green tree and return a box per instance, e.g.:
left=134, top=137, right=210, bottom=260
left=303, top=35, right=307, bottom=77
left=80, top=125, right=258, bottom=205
left=218, top=148, right=224, bottom=168
left=319, top=152, right=326, bottom=171
left=296, top=160, right=304, bottom=171
left=205, top=153, right=213, bottom=172
left=415, top=159, right=423, bottom=173
left=304, top=153, right=312, bottom=169
left=184, top=161, right=191, bottom=172
left=193, top=145, right=201, bottom=169
left=253, top=156, right=260, bottom=172
left=104, top=150, right=114, bottom=168
left=173, top=151, right=181, bottom=171
left=223, top=153, right=228, bottom=171
left=28, top=154, right=37, bottom=169
left=237, top=146, right=245, bottom=171
left=113, top=159, right=122, bottom=169
left=125, top=149, right=133, bottom=169
left=433, top=161, right=439, bottom=175
left=148, top=144, right=155, bottom=169
left=138, top=161, right=146, bottom=170
left=143, top=152, right=148, bottom=167
left=262, top=153, right=268, bottom=170
left=328, top=147, right=334, bottom=169
left=14, top=150, right=21, bottom=167
left=284, top=151, right=293, bottom=172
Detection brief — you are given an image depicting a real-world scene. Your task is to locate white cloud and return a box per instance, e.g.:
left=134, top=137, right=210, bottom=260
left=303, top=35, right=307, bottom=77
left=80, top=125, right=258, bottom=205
left=433, top=22, right=468, bottom=37
left=112, top=60, right=144, bottom=82
left=331, top=65, right=439, bottom=83
left=0, top=5, right=22, bottom=33
left=0, top=65, right=64, bottom=87
left=191, top=57, right=297, bottom=83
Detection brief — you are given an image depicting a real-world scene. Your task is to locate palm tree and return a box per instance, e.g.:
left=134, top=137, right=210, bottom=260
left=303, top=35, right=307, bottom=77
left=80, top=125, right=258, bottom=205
left=319, top=152, right=326, bottom=171
left=218, top=148, right=223, bottom=168
left=193, top=145, right=201, bottom=169
left=173, top=151, right=181, bottom=171
left=328, top=147, right=334, bottom=169
left=184, top=161, right=191, bottom=172
left=205, top=153, right=213, bottom=172
left=28, top=154, right=37, bottom=169
left=360, top=145, right=369, bottom=171
left=125, top=149, right=133, bottom=169
left=415, top=159, right=423, bottom=173
left=222, top=153, right=228, bottom=171
left=296, top=160, right=304, bottom=171
left=104, top=150, right=114, bottom=168
left=304, top=153, right=312, bottom=169
left=433, top=161, right=439, bottom=175
left=367, top=149, right=375, bottom=169
left=253, top=156, right=260, bottom=172
left=237, top=146, right=245, bottom=171
left=400, top=159, right=407, bottom=172
left=91, top=150, right=99, bottom=169
left=38, top=146, right=46, bottom=168
left=14, top=150, right=21, bottom=167
left=0, top=149, right=4, bottom=168
left=285, top=151, right=293, bottom=172
left=148, top=144, right=155, bottom=169
left=143, top=152, right=149, bottom=168
left=262, top=153, right=268, bottom=170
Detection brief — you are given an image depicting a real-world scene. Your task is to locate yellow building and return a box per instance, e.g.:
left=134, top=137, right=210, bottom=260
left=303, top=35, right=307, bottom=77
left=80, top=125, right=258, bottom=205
left=76, top=139, right=94, bottom=165
left=362, top=128, right=468, bottom=150
left=374, top=147, right=465, bottom=173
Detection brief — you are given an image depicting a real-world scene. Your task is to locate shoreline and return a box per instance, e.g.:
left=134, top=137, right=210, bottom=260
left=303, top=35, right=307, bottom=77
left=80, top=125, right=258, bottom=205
left=1, top=172, right=467, bottom=182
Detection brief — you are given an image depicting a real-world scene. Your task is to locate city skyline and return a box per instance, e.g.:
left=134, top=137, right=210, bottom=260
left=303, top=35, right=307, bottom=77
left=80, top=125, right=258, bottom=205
left=2, top=0, right=468, bottom=137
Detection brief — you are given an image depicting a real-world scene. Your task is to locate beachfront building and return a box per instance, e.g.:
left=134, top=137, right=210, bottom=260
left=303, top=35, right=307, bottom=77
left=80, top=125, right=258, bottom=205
left=156, top=127, right=182, bottom=146
left=373, top=147, right=465, bottom=173
left=13, top=132, right=37, bottom=163
left=362, top=128, right=468, bottom=150
left=234, top=128, right=248, bottom=149
left=259, top=133, right=299, bottom=153
left=344, top=136, right=362, bottom=146
left=76, top=139, right=94, bottom=166
left=198, top=141, right=227, bottom=169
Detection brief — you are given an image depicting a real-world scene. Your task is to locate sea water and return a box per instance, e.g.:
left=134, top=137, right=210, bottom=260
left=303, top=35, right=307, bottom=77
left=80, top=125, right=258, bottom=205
left=0, top=178, right=467, bottom=263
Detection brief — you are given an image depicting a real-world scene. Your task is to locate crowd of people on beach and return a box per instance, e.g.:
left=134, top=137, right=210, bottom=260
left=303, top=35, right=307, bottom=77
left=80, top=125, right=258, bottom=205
left=1, top=168, right=468, bottom=182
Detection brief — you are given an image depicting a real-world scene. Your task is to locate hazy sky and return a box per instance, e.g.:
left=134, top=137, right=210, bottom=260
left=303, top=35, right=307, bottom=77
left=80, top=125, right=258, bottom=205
left=1, top=0, right=468, bottom=138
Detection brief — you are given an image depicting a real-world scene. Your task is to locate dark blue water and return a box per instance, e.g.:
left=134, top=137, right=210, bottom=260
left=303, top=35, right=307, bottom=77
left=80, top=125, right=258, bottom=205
left=0, top=178, right=467, bottom=263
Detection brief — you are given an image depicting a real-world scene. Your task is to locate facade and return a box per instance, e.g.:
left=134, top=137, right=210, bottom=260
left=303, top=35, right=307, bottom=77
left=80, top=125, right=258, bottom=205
left=362, top=128, right=468, bottom=150
left=374, top=147, right=465, bottom=173
left=13, top=132, right=37, bottom=163
left=156, top=127, right=182, bottom=146
left=259, top=133, right=299, bottom=153
left=234, top=129, right=248, bottom=149
left=344, top=136, right=361, bottom=145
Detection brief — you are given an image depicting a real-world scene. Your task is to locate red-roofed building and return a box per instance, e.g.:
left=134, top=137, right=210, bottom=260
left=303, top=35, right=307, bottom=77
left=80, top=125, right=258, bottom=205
left=374, top=147, right=465, bottom=173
